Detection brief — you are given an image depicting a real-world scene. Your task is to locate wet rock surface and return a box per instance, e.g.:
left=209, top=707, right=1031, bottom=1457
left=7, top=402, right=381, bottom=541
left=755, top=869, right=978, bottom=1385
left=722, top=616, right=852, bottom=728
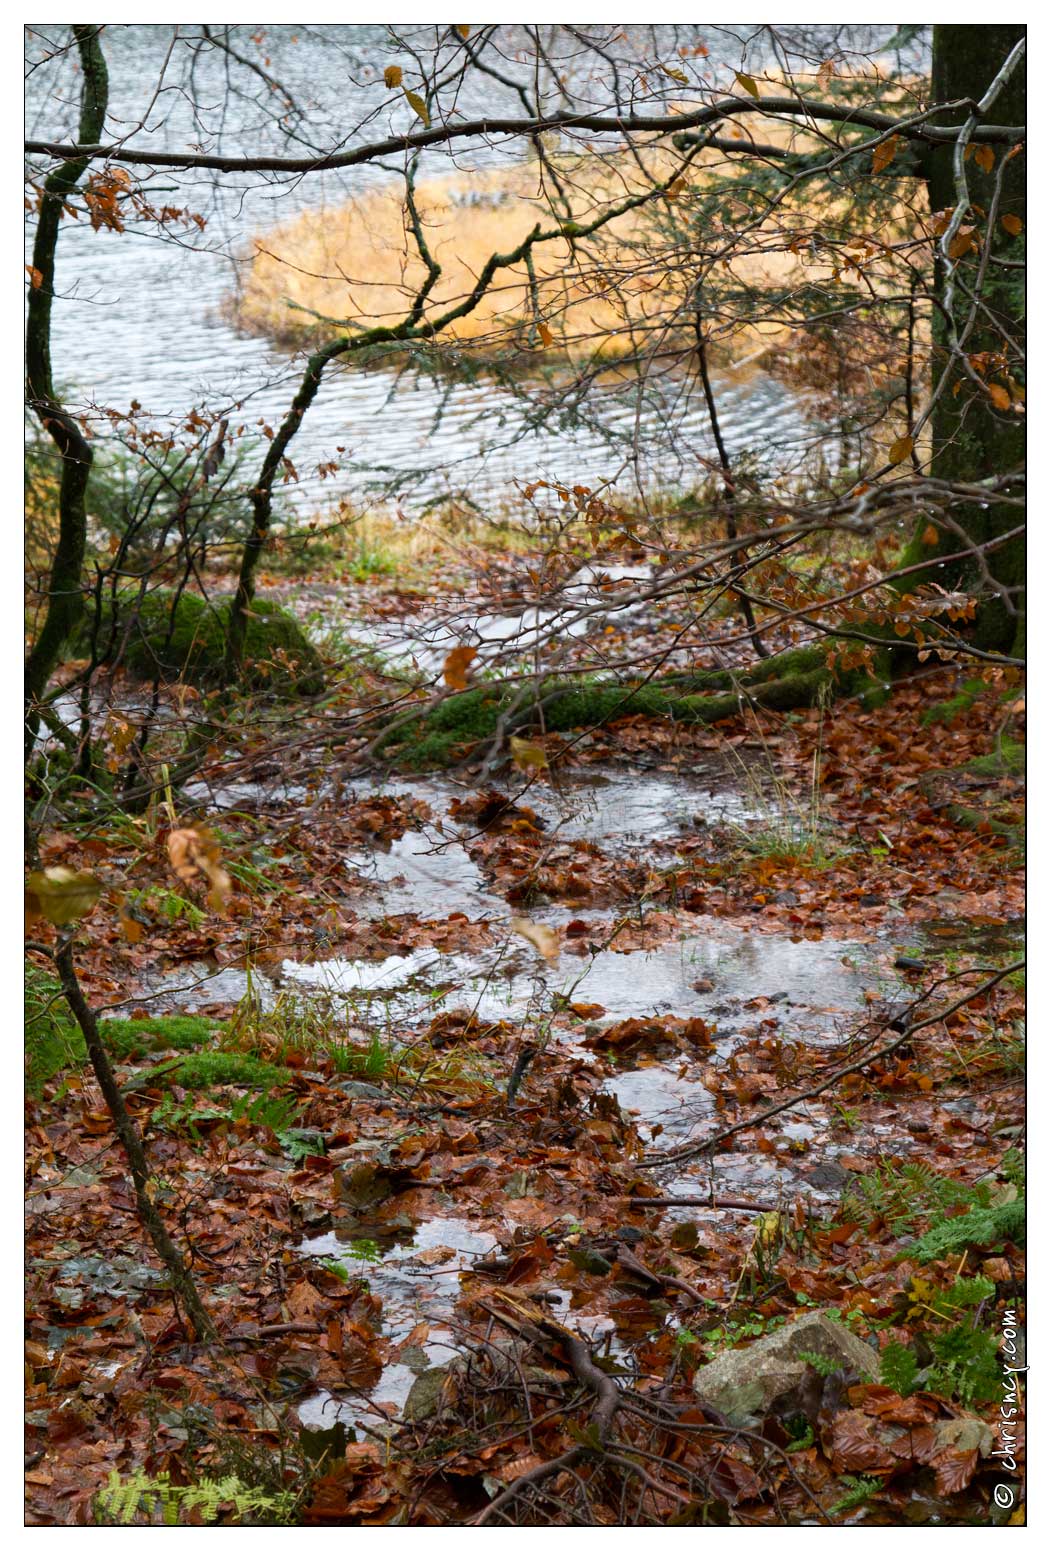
left=692, top=1310, right=880, bottom=1427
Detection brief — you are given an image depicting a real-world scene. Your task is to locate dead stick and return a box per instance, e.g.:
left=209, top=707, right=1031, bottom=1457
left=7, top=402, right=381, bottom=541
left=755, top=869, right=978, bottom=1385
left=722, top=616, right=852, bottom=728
left=641, top=962, right=1023, bottom=1168
left=55, top=933, right=219, bottom=1342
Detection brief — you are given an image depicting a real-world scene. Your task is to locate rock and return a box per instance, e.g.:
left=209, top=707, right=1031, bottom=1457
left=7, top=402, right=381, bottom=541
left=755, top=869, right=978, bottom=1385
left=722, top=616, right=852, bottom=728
left=693, top=1311, right=879, bottom=1426
left=403, top=1365, right=453, bottom=1422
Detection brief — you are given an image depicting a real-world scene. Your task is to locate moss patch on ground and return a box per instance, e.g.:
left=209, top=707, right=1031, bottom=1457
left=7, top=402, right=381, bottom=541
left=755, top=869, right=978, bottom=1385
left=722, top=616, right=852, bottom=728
left=158, top=1050, right=289, bottom=1090
left=74, top=589, right=325, bottom=693
left=24, top=969, right=219, bottom=1094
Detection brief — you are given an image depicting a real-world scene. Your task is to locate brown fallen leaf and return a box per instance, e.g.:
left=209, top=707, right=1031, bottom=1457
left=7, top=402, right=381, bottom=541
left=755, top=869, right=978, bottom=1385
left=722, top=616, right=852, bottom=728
left=510, top=916, right=560, bottom=962
left=442, top=644, right=477, bottom=691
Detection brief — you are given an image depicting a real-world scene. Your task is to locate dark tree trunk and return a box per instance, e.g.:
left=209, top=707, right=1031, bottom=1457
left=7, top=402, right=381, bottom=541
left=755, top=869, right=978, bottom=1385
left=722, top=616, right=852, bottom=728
left=907, top=24, right=1026, bottom=657
left=25, top=26, right=110, bottom=757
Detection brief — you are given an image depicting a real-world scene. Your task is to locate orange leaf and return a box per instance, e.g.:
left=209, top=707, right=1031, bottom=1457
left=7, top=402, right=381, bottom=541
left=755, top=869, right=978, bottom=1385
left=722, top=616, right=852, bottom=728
left=973, top=143, right=995, bottom=175
left=537, top=322, right=554, bottom=348
left=442, top=644, right=477, bottom=690
left=922, top=524, right=939, bottom=547
left=1001, top=212, right=1023, bottom=237
left=947, top=227, right=975, bottom=260
left=872, top=135, right=901, bottom=175
left=988, top=383, right=1011, bottom=411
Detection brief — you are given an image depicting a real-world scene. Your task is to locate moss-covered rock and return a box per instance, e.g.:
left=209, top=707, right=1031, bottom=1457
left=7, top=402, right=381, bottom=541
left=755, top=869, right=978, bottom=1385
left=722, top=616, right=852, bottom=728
left=75, top=589, right=324, bottom=693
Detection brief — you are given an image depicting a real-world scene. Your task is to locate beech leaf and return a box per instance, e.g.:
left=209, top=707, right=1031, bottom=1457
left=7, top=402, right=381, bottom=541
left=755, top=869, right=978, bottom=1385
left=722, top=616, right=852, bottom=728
left=403, top=88, right=430, bottom=128
left=510, top=917, right=560, bottom=963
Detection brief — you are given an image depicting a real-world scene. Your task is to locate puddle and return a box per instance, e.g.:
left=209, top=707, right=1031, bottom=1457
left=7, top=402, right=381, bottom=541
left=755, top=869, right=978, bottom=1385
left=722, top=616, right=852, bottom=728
left=137, top=964, right=275, bottom=1014
left=282, top=927, right=871, bottom=1037
left=601, top=1067, right=712, bottom=1146
left=183, top=777, right=309, bottom=811
left=347, top=824, right=499, bottom=921
left=531, top=765, right=762, bottom=845
left=920, top=916, right=1025, bottom=956
left=298, top=1215, right=498, bottom=1428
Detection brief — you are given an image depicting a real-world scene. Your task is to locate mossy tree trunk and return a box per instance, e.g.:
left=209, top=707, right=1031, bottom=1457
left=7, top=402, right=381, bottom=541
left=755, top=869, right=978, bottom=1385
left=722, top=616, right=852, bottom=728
left=24, top=25, right=109, bottom=759
left=903, top=25, right=1026, bottom=657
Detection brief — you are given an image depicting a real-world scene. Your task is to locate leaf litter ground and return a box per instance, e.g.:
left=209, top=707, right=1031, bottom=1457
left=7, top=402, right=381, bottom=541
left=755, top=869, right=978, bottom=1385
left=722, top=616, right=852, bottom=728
left=26, top=553, right=1024, bottom=1525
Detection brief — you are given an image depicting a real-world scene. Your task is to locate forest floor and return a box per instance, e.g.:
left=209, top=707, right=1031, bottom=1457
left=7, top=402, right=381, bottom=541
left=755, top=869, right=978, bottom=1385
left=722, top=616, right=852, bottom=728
left=26, top=534, right=1025, bottom=1526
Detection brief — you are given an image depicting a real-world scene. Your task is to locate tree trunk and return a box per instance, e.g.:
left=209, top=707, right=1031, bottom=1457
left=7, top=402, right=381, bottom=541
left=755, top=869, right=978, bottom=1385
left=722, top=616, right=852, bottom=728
left=906, top=25, right=1026, bottom=657
left=25, top=26, right=110, bottom=758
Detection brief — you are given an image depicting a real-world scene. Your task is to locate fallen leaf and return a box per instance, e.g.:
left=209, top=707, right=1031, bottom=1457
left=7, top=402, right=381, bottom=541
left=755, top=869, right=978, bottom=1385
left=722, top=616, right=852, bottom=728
left=510, top=917, right=560, bottom=962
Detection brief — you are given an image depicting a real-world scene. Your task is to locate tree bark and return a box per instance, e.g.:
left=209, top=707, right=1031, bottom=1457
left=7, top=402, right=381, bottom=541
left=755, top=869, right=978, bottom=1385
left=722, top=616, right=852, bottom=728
left=906, top=25, right=1026, bottom=656
left=25, top=26, right=110, bottom=758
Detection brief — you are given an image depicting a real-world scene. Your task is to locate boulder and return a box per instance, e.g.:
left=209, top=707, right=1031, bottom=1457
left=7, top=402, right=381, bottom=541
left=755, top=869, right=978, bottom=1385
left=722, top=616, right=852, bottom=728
left=693, top=1311, right=880, bottom=1427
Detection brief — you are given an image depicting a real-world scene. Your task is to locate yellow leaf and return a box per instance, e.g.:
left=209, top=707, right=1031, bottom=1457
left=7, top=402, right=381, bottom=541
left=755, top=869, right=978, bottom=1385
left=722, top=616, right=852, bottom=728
left=537, top=322, right=553, bottom=348
left=872, top=134, right=901, bottom=175
left=510, top=917, right=560, bottom=963
left=734, top=71, right=759, bottom=99
left=888, top=435, right=914, bottom=465
left=383, top=65, right=403, bottom=88
left=442, top=644, right=477, bottom=691
left=166, top=826, right=232, bottom=912
left=403, top=88, right=430, bottom=128
left=660, top=64, right=689, bottom=85
left=26, top=868, right=101, bottom=927
left=509, top=735, right=549, bottom=771
left=753, top=1211, right=782, bottom=1249
left=1001, top=212, right=1023, bottom=237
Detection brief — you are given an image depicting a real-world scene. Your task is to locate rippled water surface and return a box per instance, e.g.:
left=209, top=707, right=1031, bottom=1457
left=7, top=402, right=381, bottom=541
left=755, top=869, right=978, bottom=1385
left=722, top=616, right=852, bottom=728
left=27, top=24, right=829, bottom=510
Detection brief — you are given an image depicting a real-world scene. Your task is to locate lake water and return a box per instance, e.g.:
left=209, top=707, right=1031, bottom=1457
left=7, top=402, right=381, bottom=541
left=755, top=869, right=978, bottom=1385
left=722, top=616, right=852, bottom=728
left=24, top=22, right=892, bottom=513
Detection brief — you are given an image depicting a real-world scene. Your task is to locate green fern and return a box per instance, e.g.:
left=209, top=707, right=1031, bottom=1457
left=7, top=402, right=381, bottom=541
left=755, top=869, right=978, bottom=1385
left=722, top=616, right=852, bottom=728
left=831, top=1475, right=882, bottom=1515
left=841, top=1160, right=987, bottom=1231
left=95, top=1469, right=296, bottom=1526
left=928, top=1327, right=1002, bottom=1407
left=879, top=1340, right=919, bottom=1397
left=798, top=1349, right=840, bottom=1378
left=913, top=1200, right=1024, bottom=1263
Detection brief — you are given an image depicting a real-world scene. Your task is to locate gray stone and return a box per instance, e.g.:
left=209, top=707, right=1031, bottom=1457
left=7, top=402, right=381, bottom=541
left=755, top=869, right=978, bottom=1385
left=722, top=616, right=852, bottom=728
left=693, top=1311, right=880, bottom=1426
left=403, top=1365, right=452, bottom=1422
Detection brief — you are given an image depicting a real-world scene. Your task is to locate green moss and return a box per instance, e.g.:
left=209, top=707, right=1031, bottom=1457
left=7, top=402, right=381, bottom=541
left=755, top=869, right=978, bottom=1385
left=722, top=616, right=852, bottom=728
left=25, top=968, right=82, bottom=1094
left=25, top=970, right=219, bottom=1094
left=922, top=679, right=987, bottom=727
left=100, top=1015, right=217, bottom=1060
left=75, top=589, right=325, bottom=693
left=379, top=652, right=853, bottom=768
left=160, top=1051, right=288, bottom=1090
